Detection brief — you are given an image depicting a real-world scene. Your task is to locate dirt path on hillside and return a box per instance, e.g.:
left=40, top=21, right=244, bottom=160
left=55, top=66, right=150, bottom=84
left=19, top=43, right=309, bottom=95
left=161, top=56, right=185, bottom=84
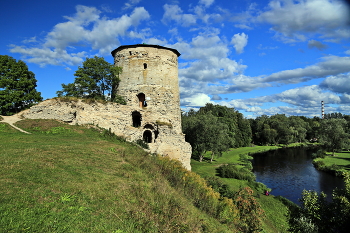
left=0, top=114, right=31, bottom=134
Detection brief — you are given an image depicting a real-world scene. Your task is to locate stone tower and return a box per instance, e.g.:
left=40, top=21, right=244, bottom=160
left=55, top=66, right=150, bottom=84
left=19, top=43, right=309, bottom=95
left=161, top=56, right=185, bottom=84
left=111, top=44, right=191, bottom=169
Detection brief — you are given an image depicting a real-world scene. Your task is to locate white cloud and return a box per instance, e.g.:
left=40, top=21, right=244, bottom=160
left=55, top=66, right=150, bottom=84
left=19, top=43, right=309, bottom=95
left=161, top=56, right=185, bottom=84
left=256, top=0, right=350, bottom=42
left=123, top=0, right=142, bottom=10
left=162, top=4, right=197, bottom=27
left=275, top=85, right=341, bottom=107
left=199, top=0, right=215, bottom=8
left=215, top=84, right=346, bottom=117
left=174, top=34, right=246, bottom=84
left=264, top=56, right=350, bottom=84
left=231, top=33, right=248, bottom=54
left=181, top=93, right=213, bottom=107
left=9, top=5, right=150, bottom=67
left=320, top=73, right=350, bottom=94
left=9, top=45, right=85, bottom=67
left=22, top=37, right=37, bottom=44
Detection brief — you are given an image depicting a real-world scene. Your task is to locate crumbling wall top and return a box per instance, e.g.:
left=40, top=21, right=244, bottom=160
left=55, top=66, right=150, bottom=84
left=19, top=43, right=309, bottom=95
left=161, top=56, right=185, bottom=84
left=111, top=44, right=181, bottom=58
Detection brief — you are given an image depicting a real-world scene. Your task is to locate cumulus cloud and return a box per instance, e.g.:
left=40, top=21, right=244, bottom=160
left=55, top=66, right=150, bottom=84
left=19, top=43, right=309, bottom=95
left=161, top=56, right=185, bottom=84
left=9, top=45, right=86, bottom=67
left=174, top=34, right=246, bottom=83
left=231, top=33, right=248, bottom=54
left=256, top=0, right=350, bottom=42
left=216, top=84, right=346, bottom=117
left=162, top=4, right=197, bottom=27
left=263, top=56, right=350, bottom=84
left=181, top=93, right=213, bottom=107
left=9, top=5, right=150, bottom=67
left=308, top=39, right=328, bottom=50
left=320, top=73, right=350, bottom=94
left=275, top=85, right=341, bottom=107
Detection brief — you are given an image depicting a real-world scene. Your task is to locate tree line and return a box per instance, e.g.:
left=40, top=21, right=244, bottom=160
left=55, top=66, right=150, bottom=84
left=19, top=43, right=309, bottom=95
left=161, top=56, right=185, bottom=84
left=182, top=103, right=350, bottom=160
left=182, top=103, right=252, bottom=162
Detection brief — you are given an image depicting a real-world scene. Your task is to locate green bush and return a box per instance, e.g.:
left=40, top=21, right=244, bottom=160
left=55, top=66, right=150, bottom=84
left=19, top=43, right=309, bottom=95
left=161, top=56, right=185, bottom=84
left=101, top=128, right=126, bottom=142
left=134, top=139, right=149, bottom=149
left=113, top=95, right=127, bottom=105
left=312, top=149, right=326, bottom=159
left=217, top=164, right=256, bottom=181
left=312, top=160, right=325, bottom=169
left=205, top=176, right=235, bottom=199
left=248, top=181, right=269, bottom=194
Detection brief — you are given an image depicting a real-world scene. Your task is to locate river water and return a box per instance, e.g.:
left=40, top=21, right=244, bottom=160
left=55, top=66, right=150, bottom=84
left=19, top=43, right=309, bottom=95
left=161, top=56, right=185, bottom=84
left=252, top=147, right=344, bottom=204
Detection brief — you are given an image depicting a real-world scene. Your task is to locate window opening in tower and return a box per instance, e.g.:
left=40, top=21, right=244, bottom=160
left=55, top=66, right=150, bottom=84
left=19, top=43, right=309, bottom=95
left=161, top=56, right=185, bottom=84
left=137, top=93, right=146, bottom=108
left=132, top=111, right=142, bottom=127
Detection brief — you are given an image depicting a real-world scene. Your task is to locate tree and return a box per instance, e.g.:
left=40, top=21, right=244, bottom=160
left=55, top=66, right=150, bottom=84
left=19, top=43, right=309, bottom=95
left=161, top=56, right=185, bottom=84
left=182, top=111, right=231, bottom=162
left=319, top=118, right=349, bottom=155
left=290, top=173, right=350, bottom=233
left=0, top=55, right=42, bottom=115
left=57, top=56, right=124, bottom=103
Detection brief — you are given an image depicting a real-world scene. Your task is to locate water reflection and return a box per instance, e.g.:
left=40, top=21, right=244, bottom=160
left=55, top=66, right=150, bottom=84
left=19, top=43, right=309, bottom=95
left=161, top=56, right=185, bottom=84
left=252, top=147, right=344, bottom=204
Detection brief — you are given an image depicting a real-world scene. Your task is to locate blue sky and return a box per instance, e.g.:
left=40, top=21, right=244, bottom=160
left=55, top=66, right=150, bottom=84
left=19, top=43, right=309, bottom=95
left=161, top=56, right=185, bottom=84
left=1, top=0, right=350, bottom=118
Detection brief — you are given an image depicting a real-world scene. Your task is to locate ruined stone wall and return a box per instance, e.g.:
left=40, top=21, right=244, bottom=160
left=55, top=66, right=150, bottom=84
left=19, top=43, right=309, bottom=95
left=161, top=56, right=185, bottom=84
left=23, top=98, right=192, bottom=170
left=23, top=45, right=192, bottom=170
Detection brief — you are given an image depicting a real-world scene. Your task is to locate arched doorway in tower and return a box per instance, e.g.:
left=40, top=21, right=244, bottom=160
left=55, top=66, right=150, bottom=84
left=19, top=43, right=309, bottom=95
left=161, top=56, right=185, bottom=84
left=137, top=93, right=146, bottom=108
left=143, top=130, right=153, bottom=143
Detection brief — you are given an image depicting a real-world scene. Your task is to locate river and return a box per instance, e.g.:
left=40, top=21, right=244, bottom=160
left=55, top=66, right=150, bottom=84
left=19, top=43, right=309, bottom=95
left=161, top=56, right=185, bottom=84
left=252, top=146, right=344, bottom=204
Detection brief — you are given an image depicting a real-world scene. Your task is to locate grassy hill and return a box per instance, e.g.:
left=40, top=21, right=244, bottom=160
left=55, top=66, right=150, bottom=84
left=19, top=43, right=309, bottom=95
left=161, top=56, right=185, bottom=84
left=0, top=119, right=289, bottom=232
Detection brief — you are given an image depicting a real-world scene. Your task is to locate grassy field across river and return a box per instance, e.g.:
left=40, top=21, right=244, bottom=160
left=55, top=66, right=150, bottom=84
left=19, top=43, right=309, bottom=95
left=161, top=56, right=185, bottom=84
left=314, top=150, right=350, bottom=175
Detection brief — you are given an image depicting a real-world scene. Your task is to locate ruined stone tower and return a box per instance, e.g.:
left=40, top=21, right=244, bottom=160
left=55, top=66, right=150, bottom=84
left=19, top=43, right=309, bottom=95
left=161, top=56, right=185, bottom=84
left=111, top=44, right=191, bottom=169
left=23, top=44, right=192, bottom=170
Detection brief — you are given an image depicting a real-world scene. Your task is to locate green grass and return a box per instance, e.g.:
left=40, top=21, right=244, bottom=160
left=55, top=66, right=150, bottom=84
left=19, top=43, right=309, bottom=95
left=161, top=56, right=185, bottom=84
left=1, top=119, right=241, bottom=232
left=314, top=151, right=350, bottom=174
left=323, top=151, right=350, bottom=171
left=191, top=146, right=290, bottom=233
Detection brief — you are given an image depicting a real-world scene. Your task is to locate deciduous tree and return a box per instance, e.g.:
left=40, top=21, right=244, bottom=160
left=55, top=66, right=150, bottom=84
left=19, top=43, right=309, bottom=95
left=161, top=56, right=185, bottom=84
left=0, top=55, right=42, bottom=115
left=57, top=56, right=124, bottom=103
left=319, top=118, right=349, bottom=155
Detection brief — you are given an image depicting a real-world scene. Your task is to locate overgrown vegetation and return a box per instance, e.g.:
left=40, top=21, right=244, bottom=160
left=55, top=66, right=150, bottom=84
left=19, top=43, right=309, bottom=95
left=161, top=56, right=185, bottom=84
left=191, top=147, right=289, bottom=233
left=0, top=119, right=274, bottom=232
left=217, top=164, right=256, bottom=181
left=134, top=139, right=149, bottom=149
left=288, top=173, right=350, bottom=233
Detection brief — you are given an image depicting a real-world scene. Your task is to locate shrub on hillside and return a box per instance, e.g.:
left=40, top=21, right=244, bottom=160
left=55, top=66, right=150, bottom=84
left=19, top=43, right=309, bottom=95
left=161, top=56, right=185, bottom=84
left=217, top=164, right=256, bottom=181
left=134, top=139, right=149, bottom=149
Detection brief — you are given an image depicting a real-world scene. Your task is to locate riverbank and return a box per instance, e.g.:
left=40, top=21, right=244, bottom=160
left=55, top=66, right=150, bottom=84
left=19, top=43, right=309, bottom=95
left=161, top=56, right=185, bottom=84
left=191, top=145, right=293, bottom=233
left=313, top=150, right=350, bottom=176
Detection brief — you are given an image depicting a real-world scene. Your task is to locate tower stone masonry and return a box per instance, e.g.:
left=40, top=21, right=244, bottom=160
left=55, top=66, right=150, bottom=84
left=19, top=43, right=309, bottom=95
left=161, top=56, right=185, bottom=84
left=23, top=44, right=192, bottom=170
left=111, top=44, right=191, bottom=169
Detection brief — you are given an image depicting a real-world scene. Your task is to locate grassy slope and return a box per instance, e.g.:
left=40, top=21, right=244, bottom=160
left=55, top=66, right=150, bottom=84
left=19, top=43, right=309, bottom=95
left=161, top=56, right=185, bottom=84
left=1, top=120, right=236, bottom=232
left=191, top=147, right=289, bottom=233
